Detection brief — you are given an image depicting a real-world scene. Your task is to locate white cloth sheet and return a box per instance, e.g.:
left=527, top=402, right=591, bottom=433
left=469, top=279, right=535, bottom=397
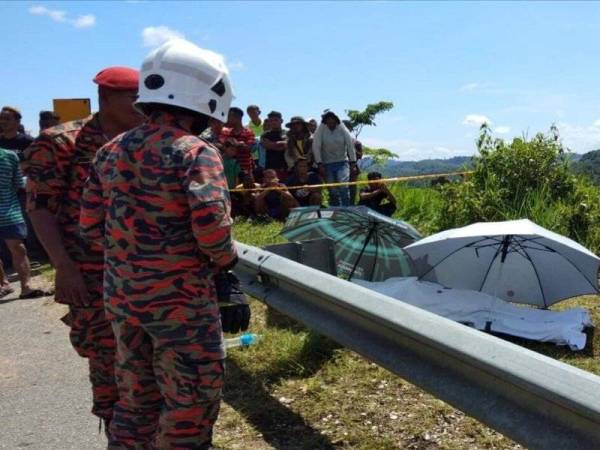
left=354, top=277, right=593, bottom=350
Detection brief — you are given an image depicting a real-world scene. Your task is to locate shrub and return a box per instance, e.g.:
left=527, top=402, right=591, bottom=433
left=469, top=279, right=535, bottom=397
left=437, top=124, right=600, bottom=253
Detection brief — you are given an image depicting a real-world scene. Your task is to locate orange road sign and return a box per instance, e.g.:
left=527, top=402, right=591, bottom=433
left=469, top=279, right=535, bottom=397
left=52, top=98, right=91, bottom=123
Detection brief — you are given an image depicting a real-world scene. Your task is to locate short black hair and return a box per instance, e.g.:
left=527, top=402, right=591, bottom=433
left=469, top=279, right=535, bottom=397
left=246, top=105, right=260, bottom=113
left=229, top=107, right=244, bottom=118
left=1, top=106, right=22, bottom=121
left=39, top=110, right=59, bottom=120
left=321, top=111, right=341, bottom=125
left=367, top=171, right=382, bottom=180
left=267, top=111, right=282, bottom=119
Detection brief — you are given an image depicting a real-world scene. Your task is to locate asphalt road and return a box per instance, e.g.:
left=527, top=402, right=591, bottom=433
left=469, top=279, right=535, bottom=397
left=0, top=280, right=105, bottom=450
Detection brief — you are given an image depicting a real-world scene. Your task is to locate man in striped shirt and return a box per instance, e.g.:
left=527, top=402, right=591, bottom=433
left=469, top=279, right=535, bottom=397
left=0, top=148, right=48, bottom=299
left=218, top=107, right=256, bottom=174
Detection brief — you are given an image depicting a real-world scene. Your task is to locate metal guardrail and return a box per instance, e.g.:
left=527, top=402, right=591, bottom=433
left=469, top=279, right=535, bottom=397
left=234, top=242, right=600, bottom=450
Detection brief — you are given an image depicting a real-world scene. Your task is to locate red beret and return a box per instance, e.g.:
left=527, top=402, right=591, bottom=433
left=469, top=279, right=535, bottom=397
left=93, top=66, right=139, bottom=90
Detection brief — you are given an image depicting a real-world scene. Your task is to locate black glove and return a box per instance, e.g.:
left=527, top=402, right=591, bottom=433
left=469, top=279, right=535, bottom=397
left=214, top=271, right=251, bottom=333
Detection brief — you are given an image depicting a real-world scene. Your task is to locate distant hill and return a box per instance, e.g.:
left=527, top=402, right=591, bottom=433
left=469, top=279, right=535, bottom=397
left=360, top=152, right=587, bottom=180
left=360, top=156, right=474, bottom=178
left=572, top=149, right=600, bottom=184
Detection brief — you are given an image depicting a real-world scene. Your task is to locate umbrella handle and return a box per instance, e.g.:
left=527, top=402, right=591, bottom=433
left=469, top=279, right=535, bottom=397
left=348, top=225, right=377, bottom=281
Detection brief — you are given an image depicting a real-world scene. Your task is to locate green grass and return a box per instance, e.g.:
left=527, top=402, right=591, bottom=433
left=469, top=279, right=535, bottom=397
left=215, top=205, right=599, bottom=449
left=388, top=184, right=443, bottom=236
left=232, top=216, right=287, bottom=247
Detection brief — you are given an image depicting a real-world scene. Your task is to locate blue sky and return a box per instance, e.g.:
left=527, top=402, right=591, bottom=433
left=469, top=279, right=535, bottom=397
left=2, top=1, right=600, bottom=159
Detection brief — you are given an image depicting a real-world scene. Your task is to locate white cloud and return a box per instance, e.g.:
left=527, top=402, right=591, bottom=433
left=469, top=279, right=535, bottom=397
left=142, top=26, right=185, bottom=47
left=494, top=126, right=511, bottom=134
left=29, top=5, right=47, bottom=14
left=556, top=121, right=600, bottom=152
left=462, top=114, right=492, bottom=127
left=459, top=81, right=496, bottom=93
left=460, top=83, right=480, bottom=92
left=73, top=14, right=96, bottom=28
left=29, top=5, right=95, bottom=28
left=29, top=5, right=66, bottom=22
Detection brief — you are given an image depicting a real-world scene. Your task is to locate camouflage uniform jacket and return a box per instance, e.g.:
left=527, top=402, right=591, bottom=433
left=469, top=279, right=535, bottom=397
left=23, top=115, right=106, bottom=299
left=80, top=113, right=236, bottom=336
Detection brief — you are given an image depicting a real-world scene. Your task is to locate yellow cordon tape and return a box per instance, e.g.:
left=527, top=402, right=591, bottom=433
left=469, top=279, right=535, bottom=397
left=229, top=170, right=473, bottom=193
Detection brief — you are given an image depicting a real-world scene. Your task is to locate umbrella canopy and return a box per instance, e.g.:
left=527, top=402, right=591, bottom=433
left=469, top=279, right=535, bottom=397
left=404, top=219, right=600, bottom=308
left=282, top=206, right=421, bottom=281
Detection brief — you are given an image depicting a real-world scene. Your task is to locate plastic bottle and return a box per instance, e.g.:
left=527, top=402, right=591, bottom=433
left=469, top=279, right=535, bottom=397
left=224, top=333, right=260, bottom=349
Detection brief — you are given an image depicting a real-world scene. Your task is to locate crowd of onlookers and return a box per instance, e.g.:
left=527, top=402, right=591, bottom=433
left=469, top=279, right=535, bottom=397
left=0, top=103, right=398, bottom=295
left=199, top=105, right=397, bottom=221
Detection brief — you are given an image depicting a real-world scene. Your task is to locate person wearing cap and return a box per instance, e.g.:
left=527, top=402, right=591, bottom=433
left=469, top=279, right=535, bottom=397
left=22, top=66, right=143, bottom=435
left=285, top=116, right=314, bottom=170
left=246, top=104, right=263, bottom=137
left=38, top=110, right=60, bottom=133
left=218, top=106, right=255, bottom=174
left=80, top=39, right=247, bottom=449
left=260, top=111, right=289, bottom=182
left=312, top=111, right=357, bottom=206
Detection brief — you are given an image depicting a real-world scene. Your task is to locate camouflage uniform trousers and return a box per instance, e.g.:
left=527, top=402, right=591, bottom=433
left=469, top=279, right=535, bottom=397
left=62, top=270, right=117, bottom=422
left=108, top=318, right=225, bottom=450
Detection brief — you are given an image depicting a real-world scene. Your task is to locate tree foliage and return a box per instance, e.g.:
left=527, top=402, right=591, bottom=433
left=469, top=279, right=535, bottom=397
left=572, top=149, right=600, bottom=184
left=362, top=146, right=397, bottom=167
left=436, top=124, right=600, bottom=252
left=346, top=101, right=394, bottom=138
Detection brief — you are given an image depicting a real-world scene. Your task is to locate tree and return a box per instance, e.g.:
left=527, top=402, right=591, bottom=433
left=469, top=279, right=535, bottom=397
left=361, top=146, right=397, bottom=167
left=436, top=124, right=600, bottom=253
left=345, top=101, right=394, bottom=138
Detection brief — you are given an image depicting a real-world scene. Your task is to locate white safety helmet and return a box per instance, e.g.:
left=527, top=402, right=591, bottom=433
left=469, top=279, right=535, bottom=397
left=136, top=39, right=233, bottom=121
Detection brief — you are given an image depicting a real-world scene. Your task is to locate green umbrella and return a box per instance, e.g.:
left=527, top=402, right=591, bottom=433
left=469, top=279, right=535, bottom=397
left=281, top=206, right=421, bottom=281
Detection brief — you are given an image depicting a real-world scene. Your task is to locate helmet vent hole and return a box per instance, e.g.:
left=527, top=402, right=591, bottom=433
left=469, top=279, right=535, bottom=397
left=144, top=74, right=165, bottom=90
left=168, top=94, right=174, bottom=99
left=211, top=79, right=226, bottom=97
left=208, top=99, right=217, bottom=113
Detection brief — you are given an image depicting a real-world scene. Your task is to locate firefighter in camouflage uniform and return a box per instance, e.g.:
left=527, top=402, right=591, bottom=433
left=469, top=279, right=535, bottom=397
left=23, top=67, right=143, bottom=432
left=80, top=39, right=250, bottom=450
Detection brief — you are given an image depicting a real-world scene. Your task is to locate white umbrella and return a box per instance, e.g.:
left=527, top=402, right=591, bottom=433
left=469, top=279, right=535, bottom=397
left=404, top=219, right=600, bottom=308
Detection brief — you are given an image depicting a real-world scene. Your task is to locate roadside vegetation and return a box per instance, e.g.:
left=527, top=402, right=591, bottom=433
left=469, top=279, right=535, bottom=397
left=217, top=125, right=600, bottom=449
